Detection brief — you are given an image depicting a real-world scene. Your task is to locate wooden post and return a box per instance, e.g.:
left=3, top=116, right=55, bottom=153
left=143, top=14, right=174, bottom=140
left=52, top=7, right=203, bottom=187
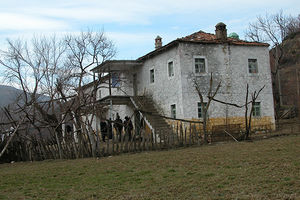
left=184, top=126, right=187, bottom=146
left=150, top=131, right=154, bottom=150
left=193, top=124, right=199, bottom=145
left=159, top=130, right=162, bottom=149
left=124, top=133, right=128, bottom=153
left=142, top=130, right=145, bottom=151
left=296, top=68, right=300, bottom=122
left=154, top=130, right=157, bottom=150
left=146, top=132, right=149, bottom=151
left=106, top=136, right=110, bottom=156
left=116, top=130, right=119, bottom=154
left=176, top=123, right=179, bottom=145
left=120, top=130, right=124, bottom=154
left=180, top=122, right=183, bottom=146
left=171, top=127, right=175, bottom=148
left=189, top=123, right=192, bottom=145
left=112, top=133, right=115, bottom=155
left=133, top=131, right=137, bottom=152
left=166, top=130, right=169, bottom=149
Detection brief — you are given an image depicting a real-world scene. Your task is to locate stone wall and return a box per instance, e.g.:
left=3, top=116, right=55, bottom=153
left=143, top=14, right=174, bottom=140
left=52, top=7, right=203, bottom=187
left=179, top=43, right=275, bottom=127
left=136, top=45, right=184, bottom=117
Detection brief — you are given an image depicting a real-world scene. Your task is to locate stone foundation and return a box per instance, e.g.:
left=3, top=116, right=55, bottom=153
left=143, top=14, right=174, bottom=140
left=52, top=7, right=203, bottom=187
left=166, top=116, right=275, bottom=133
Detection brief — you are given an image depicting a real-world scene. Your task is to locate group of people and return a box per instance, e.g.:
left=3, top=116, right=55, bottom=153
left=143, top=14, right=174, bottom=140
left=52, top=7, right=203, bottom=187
left=100, top=113, right=133, bottom=142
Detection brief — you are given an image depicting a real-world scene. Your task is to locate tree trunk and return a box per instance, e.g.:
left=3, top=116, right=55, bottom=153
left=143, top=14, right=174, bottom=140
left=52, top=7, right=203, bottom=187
left=0, top=117, right=25, bottom=159
left=54, top=129, right=63, bottom=159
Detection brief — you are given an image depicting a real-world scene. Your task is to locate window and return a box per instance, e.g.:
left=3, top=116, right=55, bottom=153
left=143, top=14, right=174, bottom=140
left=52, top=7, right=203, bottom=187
left=252, top=102, right=261, bottom=117
left=248, top=59, right=258, bottom=73
left=150, top=69, right=155, bottom=83
left=171, top=104, right=176, bottom=119
left=195, top=58, right=206, bottom=73
left=168, top=61, right=174, bottom=77
left=198, top=102, right=207, bottom=118
left=111, top=73, right=120, bottom=87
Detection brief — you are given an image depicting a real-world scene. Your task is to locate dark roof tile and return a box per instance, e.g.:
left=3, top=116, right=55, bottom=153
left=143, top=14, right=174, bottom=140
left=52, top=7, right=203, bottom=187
left=179, top=31, right=269, bottom=46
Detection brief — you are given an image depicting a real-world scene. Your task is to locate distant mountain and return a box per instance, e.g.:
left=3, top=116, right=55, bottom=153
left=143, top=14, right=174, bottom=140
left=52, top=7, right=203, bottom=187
left=0, top=85, right=51, bottom=109
left=0, top=85, right=23, bottom=108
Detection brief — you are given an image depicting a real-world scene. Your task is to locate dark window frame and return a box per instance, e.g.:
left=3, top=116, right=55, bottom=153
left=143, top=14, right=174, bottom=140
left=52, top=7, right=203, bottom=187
left=150, top=69, right=155, bottom=83
left=195, top=58, right=206, bottom=73
left=198, top=102, right=207, bottom=118
left=168, top=61, right=174, bottom=77
left=252, top=102, right=261, bottom=117
left=248, top=59, right=258, bottom=74
left=171, top=104, right=176, bottom=119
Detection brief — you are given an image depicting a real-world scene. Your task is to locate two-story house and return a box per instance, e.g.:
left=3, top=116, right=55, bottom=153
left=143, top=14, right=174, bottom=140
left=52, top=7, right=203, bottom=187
left=88, top=22, right=275, bottom=134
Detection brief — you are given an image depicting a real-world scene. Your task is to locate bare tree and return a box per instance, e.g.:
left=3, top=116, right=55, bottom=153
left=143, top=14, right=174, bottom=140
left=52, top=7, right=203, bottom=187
left=64, top=30, right=116, bottom=157
left=245, top=11, right=300, bottom=116
left=0, top=36, right=69, bottom=158
left=243, top=84, right=265, bottom=140
left=208, top=84, right=265, bottom=140
left=0, top=30, right=116, bottom=161
left=192, top=73, right=221, bottom=143
left=245, top=11, right=299, bottom=45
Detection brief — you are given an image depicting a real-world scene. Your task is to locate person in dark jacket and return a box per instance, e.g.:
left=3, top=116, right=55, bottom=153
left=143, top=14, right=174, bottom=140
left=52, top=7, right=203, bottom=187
left=107, top=118, right=113, bottom=140
left=124, top=116, right=133, bottom=141
left=114, top=113, right=123, bottom=141
left=100, top=121, right=108, bottom=142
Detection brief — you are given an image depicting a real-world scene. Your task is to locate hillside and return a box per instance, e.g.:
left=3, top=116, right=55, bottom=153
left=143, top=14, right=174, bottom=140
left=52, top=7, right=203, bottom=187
left=279, top=32, right=300, bottom=114
left=0, top=135, right=299, bottom=199
left=280, top=31, right=300, bottom=67
left=0, top=85, right=22, bottom=108
left=0, top=85, right=51, bottom=109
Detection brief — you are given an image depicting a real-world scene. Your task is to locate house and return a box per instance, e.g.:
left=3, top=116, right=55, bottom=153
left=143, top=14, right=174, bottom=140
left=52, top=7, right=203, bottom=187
left=87, top=22, right=275, bottom=135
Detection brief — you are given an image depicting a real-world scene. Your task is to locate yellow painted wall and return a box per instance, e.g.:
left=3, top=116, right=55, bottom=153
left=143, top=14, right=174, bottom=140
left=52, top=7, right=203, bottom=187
left=166, top=116, right=275, bottom=133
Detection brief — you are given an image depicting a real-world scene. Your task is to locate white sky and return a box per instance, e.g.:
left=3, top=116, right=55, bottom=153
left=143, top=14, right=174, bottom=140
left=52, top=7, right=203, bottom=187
left=0, top=0, right=299, bottom=60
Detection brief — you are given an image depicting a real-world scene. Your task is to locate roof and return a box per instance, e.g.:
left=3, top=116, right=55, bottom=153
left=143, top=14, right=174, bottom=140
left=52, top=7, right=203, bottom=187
left=179, top=31, right=269, bottom=46
left=79, top=74, right=110, bottom=90
left=138, top=31, right=269, bottom=61
left=91, top=60, right=143, bottom=72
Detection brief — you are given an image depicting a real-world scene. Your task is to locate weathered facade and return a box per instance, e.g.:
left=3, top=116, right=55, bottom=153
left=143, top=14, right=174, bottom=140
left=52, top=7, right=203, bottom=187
left=90, top=23, right=275, bottom=133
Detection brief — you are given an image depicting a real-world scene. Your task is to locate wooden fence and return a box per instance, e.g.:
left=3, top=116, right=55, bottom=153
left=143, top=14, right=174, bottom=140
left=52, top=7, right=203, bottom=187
left=1, top=120, right=300, bottom=163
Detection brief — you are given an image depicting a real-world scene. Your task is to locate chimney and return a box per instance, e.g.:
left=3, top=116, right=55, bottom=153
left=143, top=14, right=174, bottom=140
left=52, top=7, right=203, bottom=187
left=155, top=36, right=162, bottom=49
left=215, top=22, right=227, bottom=40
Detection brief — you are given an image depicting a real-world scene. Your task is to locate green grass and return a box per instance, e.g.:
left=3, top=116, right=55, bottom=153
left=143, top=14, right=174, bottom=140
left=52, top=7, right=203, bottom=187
left=0, top=135, right=299, bottom=199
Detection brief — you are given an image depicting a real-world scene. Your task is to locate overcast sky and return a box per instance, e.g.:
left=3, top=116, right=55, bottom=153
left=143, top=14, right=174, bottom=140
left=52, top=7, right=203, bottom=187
left=0, top=0, right=299, bottom=60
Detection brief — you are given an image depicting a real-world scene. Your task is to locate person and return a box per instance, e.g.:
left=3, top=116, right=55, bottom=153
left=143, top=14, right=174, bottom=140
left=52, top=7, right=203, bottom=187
left=124, top=116, right=133, bottom=141
left=100, top=121, right=108, bottom=142
left=114, top=113, right=123, bottom=141
left=65, top=125, right=73, bottom=142
left=107, top=118, right=113, bottom=140
left=66, top=125, right=72, bottom=134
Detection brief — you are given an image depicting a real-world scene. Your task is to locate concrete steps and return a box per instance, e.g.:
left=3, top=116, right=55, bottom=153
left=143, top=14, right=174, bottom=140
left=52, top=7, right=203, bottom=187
left=131, top=96, right=174, bottom=133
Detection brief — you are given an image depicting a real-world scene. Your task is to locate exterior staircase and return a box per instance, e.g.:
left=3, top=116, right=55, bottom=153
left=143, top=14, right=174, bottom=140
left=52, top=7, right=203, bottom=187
left=130, top=96, right=174, bottom=135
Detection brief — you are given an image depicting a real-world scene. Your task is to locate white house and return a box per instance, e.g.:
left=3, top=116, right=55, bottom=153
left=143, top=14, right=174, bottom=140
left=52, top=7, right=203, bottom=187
left=88, top=22, right=275, bottom=134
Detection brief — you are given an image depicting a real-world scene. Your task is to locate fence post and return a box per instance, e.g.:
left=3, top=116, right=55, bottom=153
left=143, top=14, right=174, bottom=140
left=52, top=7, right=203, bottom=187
left=159, top=130, right=162, bottom=149
left=189, top=123, right=192, bottom=145
left=106, top=136, right=109, bottom=156
left=184, top=126, right=187, bottom=146
left=120, top=131, right=124, bottom=154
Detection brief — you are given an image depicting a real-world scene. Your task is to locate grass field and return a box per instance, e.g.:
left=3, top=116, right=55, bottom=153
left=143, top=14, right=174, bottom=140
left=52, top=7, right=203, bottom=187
left=0, top=135, right=299, bottom=200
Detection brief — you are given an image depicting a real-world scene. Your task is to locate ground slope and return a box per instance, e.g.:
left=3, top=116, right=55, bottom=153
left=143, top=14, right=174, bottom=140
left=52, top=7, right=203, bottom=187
left=0, top=135, right=299, bottom=199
